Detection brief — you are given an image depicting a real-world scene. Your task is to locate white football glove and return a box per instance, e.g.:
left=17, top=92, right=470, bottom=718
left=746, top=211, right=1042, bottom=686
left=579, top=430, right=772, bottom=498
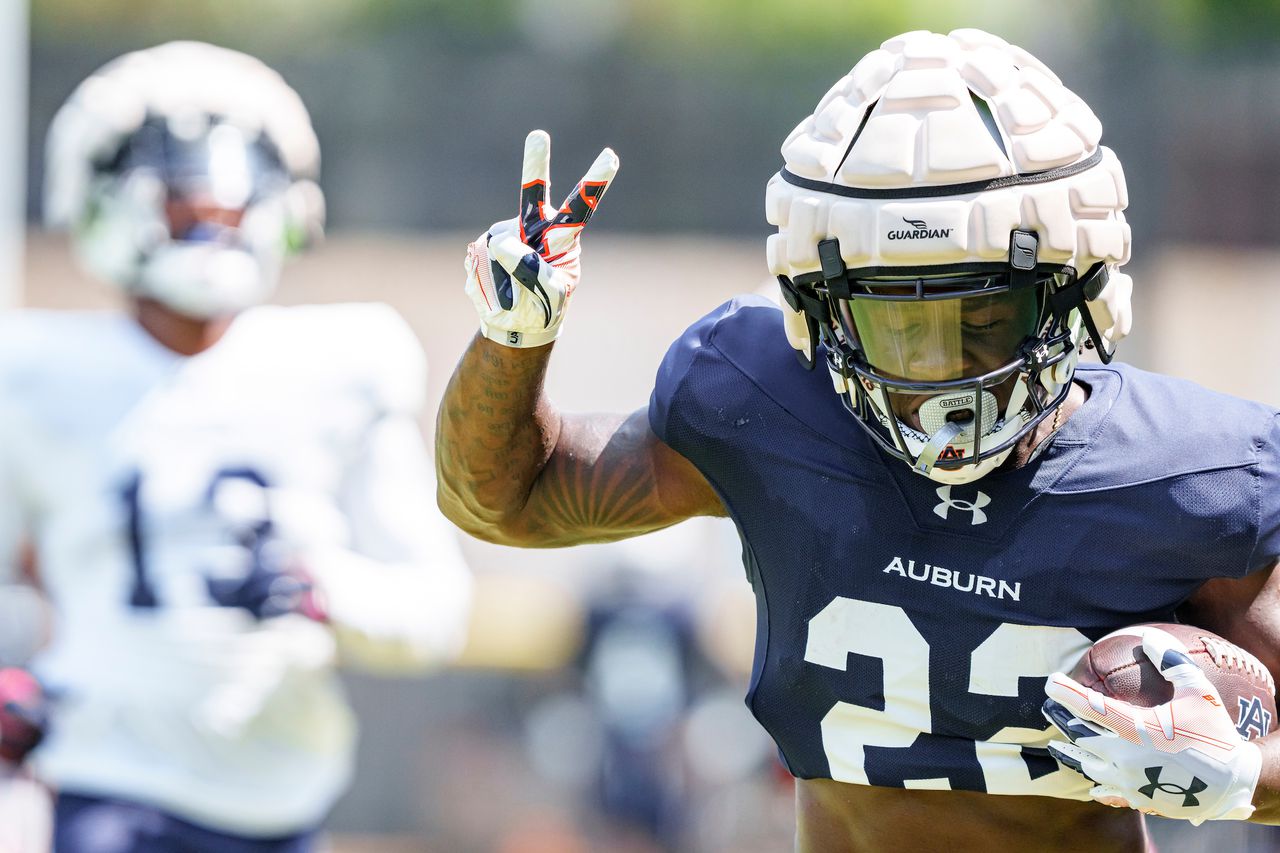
left=1042, top=626, right=1262, bottom=825
left=464, top=129, right=619, bottom=348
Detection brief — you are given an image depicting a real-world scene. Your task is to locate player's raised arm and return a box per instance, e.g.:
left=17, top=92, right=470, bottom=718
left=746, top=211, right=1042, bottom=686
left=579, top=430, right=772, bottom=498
left=436, top=131, right=724, bottom=548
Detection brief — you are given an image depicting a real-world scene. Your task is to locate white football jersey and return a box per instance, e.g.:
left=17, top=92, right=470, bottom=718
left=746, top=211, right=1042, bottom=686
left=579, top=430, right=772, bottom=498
left=0, top=303, right=471, bottom=835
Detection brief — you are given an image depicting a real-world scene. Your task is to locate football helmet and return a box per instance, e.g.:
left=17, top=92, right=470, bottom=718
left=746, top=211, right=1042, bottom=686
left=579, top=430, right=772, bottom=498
left=767, top=29, right=1133, bottom=483
left=44, top=41, right=325, bottom=319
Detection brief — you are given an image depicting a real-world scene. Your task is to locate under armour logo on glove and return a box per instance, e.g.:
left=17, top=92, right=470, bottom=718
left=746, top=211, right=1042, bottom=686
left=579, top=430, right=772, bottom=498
left=933, top=486, right=991, bottom=525
left=1138, top=766, right=1208, bottom=807
left=465, top=130, right=619, bottom=348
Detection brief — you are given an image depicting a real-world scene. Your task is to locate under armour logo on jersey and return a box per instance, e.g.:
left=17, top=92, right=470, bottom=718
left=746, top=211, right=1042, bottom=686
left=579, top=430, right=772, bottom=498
left=1137, top=766, right=1208, bottom=807
left=1237, top=696, right=1273, bottom=739
left=933, top=486, right=991, bottom=526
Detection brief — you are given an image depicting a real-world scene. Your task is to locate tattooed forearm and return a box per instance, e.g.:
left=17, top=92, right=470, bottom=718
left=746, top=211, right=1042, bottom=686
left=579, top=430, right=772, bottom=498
left=436, top=335, right=557, bottom=530
left=435, top=334, right=723, bottom=547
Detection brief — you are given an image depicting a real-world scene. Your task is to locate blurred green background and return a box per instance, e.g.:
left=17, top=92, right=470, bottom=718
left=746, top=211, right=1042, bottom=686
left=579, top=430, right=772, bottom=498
left=25, top=0, right=1280, bottom=243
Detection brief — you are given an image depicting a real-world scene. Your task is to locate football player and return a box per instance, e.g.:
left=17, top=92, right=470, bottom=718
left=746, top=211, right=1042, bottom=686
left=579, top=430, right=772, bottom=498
left=0, top=42, right=472, bottom=852
left=437, top=28, right=1280, bottom=851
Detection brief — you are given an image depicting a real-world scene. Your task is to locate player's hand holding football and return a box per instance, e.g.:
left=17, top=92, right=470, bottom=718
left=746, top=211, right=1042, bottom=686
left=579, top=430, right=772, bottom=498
left=464, top=129, right=619, bottom=348
left=1042, top=626, right=1261, bottom=824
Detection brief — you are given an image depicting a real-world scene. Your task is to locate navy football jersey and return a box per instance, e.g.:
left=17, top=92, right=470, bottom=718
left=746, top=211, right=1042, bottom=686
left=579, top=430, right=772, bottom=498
left=649, top=295, right=1280, bottom=799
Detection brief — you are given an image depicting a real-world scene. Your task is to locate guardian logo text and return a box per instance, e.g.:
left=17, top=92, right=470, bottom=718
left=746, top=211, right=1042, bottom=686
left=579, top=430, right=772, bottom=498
left=887, top=216, right=953, bottom=241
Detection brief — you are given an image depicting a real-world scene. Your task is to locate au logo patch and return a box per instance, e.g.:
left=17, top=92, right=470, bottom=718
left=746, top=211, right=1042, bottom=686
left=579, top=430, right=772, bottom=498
left=1237, top=696, right=1273, bottom=739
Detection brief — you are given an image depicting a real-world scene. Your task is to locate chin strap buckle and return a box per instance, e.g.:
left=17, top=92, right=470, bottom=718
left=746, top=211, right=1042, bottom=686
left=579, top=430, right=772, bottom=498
left=1019, top=337, right=1053, bottom=373
left=1009, top=230, right=1039, bottom=291
left=818, top=238, right=845, bottom=280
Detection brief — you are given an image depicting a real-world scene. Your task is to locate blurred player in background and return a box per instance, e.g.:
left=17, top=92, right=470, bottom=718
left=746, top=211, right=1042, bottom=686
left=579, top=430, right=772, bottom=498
left=0, top=42, right=472, bottom=852
left=438, top=27, right=1280, bottom=852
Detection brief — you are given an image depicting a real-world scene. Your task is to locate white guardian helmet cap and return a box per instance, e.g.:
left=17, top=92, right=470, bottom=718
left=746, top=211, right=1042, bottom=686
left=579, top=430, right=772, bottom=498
left=44, top=41, right=325, bottom=319
left=766, top=29, right=1133, bottom=483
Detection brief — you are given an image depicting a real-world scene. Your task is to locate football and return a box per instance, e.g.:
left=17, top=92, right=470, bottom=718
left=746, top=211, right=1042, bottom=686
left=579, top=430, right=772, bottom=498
left=1069, top=622, right=1277, bottom=741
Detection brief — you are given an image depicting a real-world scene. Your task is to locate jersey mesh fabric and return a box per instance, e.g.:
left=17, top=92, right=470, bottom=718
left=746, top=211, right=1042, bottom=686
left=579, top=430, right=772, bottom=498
left=650, top=295, right=1280, bottom=791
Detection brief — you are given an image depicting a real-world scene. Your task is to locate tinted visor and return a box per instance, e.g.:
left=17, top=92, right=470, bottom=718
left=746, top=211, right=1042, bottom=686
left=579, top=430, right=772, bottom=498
left=837, top=279, right=1043, bottom=383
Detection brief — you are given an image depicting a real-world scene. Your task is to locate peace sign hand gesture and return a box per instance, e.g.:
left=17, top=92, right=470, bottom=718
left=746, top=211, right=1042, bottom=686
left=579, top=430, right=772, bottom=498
left=465, top=130, right=619, bottom=348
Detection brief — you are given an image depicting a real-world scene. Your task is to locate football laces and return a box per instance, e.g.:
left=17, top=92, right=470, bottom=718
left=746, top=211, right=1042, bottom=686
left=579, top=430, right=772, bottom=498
left=1202, top=636, right=1276, bottom=694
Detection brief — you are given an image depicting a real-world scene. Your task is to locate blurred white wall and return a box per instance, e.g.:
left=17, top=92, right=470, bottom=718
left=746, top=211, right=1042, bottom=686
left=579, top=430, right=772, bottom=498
left=1135, top=248, right=1280, bottom=407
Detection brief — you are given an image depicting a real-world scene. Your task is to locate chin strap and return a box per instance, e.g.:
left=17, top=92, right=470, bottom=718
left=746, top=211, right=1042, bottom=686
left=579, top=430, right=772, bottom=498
left=913, top=420, right=967, bottom=476
left=777, top=237, right=849, bottom=371
left=777, top=274, right=822, bottom=369
left=1048, top=261, right=1115, bottom=363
